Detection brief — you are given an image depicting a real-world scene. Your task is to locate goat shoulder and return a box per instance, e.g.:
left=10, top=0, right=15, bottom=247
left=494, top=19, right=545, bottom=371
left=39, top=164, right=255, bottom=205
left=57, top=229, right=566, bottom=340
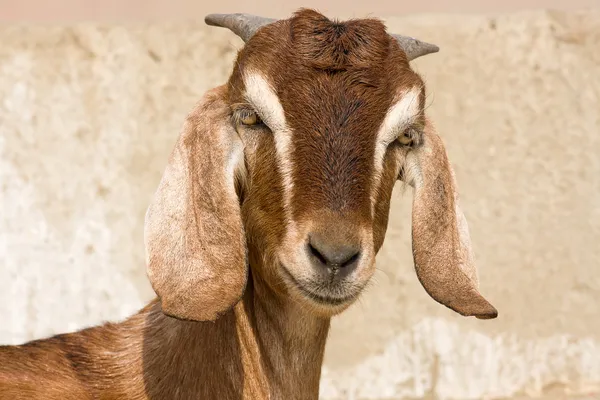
left=0, top=300, right=248, bottom=400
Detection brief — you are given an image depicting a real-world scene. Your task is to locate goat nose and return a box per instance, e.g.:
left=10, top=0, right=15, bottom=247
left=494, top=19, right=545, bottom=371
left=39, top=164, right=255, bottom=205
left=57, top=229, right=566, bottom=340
left=307, top=233, right=361, bottom=272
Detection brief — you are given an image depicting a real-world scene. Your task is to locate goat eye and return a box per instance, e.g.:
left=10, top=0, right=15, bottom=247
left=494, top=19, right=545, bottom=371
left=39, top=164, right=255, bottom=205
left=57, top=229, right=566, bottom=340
left=239, top=112, right=262, bottom=126
left=396, top=126, right=422, bottom=147
left=397, top=129, right=413, bottom=146
left=397, top=131, right=413, bottom=146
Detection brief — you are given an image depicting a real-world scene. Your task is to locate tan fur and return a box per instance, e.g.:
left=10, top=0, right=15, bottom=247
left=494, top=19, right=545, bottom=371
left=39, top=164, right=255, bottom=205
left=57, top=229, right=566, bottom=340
left=144, top=84, right=248, bottom=322
left=0, top=8, right=496, bottom=399
left=403, top=120, right=497, bottom=319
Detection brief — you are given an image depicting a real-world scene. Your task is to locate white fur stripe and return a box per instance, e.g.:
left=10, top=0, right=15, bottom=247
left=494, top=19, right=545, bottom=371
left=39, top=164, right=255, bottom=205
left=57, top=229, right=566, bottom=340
left=370, top=87, right=421, bottom=216
left=243, top=72, right=287, bottom=132
left=243, top=71, right=294, bottom=223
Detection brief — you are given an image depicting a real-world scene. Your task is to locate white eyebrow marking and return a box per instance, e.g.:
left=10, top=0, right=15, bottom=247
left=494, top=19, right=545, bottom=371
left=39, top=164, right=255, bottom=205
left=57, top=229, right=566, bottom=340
left=243, top=71, right=287, bottom=132
left=378, top=87, right=422, bottom=146
left=242, top=70, right=294, bottom=224
left=370, top=87, right=421, bottom=215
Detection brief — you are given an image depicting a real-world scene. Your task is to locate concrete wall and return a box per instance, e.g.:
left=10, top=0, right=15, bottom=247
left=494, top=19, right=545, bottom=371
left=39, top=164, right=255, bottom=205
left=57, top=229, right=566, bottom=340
left=0, top=8, right=599, bottom=400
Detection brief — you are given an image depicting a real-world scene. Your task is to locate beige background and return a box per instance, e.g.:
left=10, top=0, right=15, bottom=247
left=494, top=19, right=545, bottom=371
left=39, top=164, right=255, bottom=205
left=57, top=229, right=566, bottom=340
left=2, top=0, right=600, bottom=20
left=0, top=1, right=599, bottom=399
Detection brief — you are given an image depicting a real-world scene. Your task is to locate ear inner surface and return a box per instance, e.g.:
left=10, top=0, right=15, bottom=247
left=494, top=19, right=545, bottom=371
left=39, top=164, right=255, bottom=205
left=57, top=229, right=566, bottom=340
left=144, top=85, right=248, bottom=322
left=402, top=120, right=498, bottom=320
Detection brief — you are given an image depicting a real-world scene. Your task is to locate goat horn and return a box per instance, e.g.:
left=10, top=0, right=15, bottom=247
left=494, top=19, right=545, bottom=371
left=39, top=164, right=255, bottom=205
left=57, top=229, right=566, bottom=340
left=204, top=13, right=439, bottom=60
left=205, top=13, right=278, bottom=42
left=391, top=34, right=440, bottom=61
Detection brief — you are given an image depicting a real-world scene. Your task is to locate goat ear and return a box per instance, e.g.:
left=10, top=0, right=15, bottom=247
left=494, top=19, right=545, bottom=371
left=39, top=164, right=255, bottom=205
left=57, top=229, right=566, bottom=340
left=144, top=85, right=248, bottom=322
left=401, top=119, right=498, bottom=319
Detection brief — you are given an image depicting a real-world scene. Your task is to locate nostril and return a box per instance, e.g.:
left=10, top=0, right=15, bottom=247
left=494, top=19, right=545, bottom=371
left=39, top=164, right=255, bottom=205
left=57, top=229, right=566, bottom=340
left=308, top=242, right=328, bottom=265
left=307, top=234, right=361, bottom=268
left=341, top=251, right=360, bottom=268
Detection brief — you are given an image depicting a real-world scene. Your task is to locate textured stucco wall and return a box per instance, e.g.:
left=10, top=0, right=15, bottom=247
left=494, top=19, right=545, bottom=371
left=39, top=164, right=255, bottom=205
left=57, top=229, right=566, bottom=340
left=0, top=10, right=599, bottom=400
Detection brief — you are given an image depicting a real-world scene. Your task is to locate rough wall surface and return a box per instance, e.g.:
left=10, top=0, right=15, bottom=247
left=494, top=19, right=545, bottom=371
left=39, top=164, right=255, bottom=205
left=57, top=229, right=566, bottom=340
left=0, top=10, right=598, bottom=400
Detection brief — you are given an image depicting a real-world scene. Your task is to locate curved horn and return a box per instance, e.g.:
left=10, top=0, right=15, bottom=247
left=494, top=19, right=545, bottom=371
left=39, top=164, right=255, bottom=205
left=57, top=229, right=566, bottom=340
left=391, top=34, right=440, bottom=61
left=205, top=13, right=278, bottom=42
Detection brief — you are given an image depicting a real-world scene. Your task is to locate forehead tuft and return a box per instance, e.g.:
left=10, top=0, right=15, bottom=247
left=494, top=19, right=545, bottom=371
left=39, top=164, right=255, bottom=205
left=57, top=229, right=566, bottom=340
left=288, top=9, right=392, bottom=71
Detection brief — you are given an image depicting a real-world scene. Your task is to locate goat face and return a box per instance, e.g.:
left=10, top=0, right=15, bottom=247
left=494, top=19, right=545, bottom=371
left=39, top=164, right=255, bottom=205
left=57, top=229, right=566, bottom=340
left=227, top=11, right=425, bottom=316
left=144, top=9, right=498, bottom=322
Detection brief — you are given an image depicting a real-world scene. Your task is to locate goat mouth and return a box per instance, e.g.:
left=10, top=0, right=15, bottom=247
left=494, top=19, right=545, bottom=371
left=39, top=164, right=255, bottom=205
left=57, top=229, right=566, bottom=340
left=280, top=265, right=359, bottom=306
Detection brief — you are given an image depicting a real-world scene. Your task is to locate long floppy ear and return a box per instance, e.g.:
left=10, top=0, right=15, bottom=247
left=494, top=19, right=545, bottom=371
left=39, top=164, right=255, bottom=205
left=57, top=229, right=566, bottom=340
left=144, top=85, right=248, bottom=322
left=401, top=119, right=498, bottom=319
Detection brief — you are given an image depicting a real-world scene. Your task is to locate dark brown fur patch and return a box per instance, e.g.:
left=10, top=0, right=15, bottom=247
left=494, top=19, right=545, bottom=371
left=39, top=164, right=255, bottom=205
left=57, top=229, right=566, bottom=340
left=289, top=9, right=391, bottom=72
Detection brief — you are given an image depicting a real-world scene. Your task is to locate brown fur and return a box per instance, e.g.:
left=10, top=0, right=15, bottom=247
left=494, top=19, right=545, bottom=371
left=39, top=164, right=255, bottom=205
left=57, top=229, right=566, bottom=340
left=230, top=10, right=421, bottom=224
left=0, top=288, right=328, bottom=399
left=0, top=9, right=496, bottom=400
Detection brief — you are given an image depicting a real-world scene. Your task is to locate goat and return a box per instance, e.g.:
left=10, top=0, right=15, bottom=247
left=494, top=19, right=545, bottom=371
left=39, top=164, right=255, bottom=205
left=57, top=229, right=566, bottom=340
left=0, top=9, right=498, bottom=400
